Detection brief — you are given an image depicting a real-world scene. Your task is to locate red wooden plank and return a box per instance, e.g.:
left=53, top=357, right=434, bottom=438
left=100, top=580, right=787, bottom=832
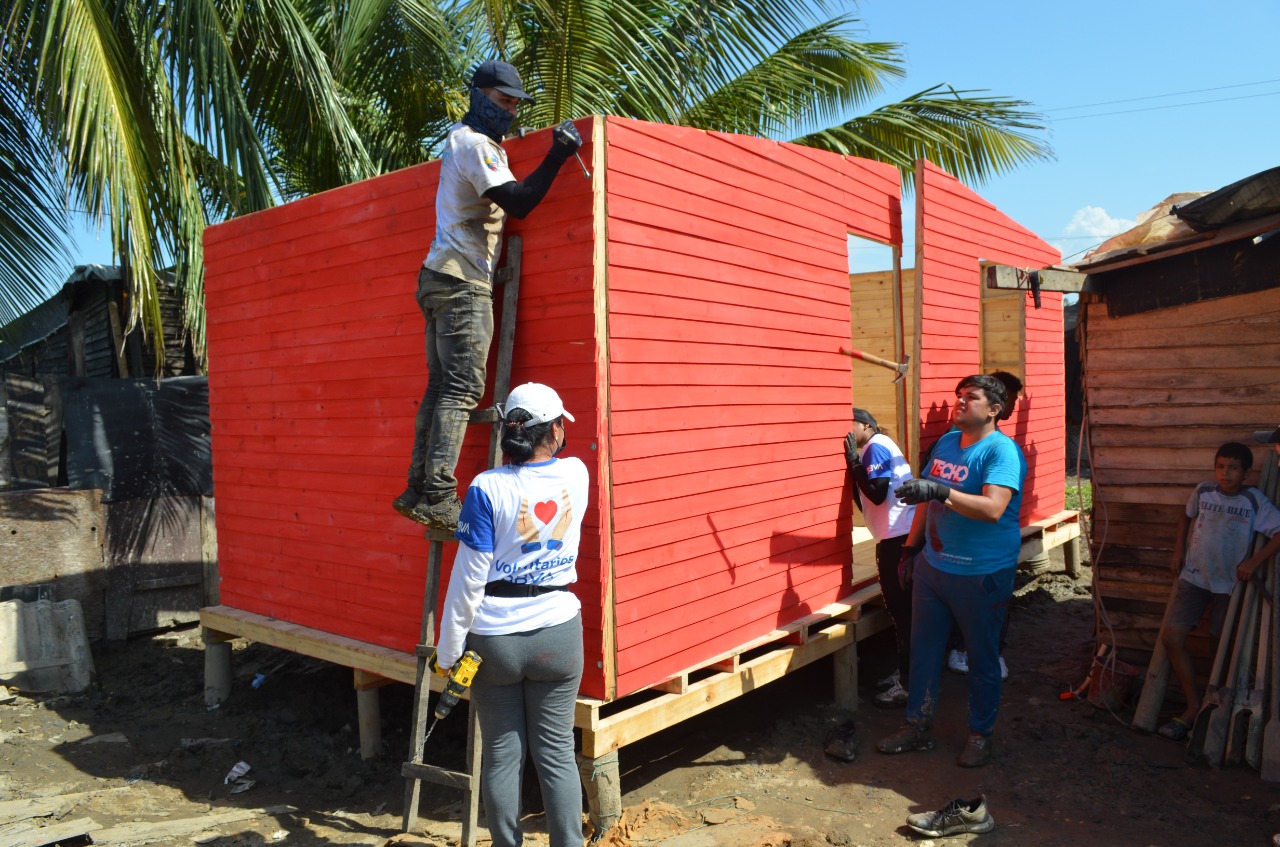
left=614, top=504, right=842, bottom=582
left=608, top=265, right=847, bottom=321
left=607, top=156, right=848, bottom=248
left=616, top=540, right=849, bottom=642
left=608, top=219, right=843, bottom=285
left=612, top=472, right=845, bottom=534
left=614, top=569, right=848, bottom=686
left=609, top=405, right=848, bottom=437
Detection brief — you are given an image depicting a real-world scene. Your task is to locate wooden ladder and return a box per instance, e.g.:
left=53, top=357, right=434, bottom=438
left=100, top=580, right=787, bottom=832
left=401, top=235, right=523, bottom=845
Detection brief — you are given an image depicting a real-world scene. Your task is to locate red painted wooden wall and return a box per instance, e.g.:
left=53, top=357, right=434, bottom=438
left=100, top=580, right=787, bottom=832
left=600, top=118, right=901, bottom=695
left=203, top=119, right=610, bottom=696
left=205, top=122, right=1061, bottom=706
left=914, top=160, right=1065, bottom=521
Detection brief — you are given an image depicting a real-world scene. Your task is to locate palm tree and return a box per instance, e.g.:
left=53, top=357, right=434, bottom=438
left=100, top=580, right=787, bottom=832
left=0, top=0, right=1050, bottom=358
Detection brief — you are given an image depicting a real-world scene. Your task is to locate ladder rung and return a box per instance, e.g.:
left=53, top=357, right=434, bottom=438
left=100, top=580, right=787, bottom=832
left=402, top=761, right=475, bottom=791
left=415, top=644, right=435, bottom=659
left=469, top=407, right=500, bottom=424
left=494, top=266, right=513, bottom=285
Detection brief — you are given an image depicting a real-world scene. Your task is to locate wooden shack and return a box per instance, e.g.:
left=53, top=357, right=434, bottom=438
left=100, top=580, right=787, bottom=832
left=1073, top=168, right=1280, bottom=665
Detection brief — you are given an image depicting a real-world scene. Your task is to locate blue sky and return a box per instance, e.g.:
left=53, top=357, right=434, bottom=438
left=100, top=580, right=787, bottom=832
left=848, top=0, right=1280, bottom=272
left=66, top=0, right=1280, bottom=280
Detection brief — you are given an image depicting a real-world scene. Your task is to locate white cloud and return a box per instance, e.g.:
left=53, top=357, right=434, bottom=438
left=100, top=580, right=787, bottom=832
left=1065, top=206, right=1137, bottom=239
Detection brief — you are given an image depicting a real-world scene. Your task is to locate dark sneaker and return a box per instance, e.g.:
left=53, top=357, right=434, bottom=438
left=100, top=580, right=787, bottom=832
left=876, top=724, right=935, bottom=754
left=957, top=733, right=994, bottom=767
left=393, top=486, right=423, bottom=520
left=823, top=719, right=858, bottom=762
left=873, top=681, right=909, bottom=709
left=414, top=493, right=463, bottom=533
left=906, top=795, right=995, bottom=837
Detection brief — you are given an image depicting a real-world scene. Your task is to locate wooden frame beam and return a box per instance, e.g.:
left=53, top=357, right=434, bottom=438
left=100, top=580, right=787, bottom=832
left=981, top=262, right=1091, bottom=293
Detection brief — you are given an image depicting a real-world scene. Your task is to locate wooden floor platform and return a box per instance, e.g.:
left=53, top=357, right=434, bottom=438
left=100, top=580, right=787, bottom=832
left=200, top=581, right=892, bottom=833
left=1018, top=509, right=1082, bottom=575
left=201, top=514, right=1081, bottom=835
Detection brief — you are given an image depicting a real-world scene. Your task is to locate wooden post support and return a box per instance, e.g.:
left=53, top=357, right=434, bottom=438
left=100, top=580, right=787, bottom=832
left=833, top=642, right=858, bottom=711
left=1064, top=534, right=1081, bottom=578
left=577, top=750, right=621, bottom=836
left=354, top=670, right=388, bottom=760
left=203, top=632, right=233, bottom=707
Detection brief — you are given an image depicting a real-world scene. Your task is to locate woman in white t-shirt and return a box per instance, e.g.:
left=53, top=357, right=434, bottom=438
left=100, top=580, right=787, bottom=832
left=437, top=382, right=589, bottom=847
left=845, top=408, right=916, bottom=708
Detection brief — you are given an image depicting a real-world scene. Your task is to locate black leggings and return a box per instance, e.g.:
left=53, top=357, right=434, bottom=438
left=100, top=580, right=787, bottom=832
left=876, top=535, right=912, bottom=679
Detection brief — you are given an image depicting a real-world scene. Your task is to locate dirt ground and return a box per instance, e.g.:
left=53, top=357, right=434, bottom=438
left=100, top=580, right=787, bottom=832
left=4, top=545, right=1280, bottom=846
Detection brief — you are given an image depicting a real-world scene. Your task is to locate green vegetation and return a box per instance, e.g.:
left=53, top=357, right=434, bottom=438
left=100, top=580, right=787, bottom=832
left=1065, top=478, right=1093, bottom=512
left=1, top=0, right=1053, bottom=358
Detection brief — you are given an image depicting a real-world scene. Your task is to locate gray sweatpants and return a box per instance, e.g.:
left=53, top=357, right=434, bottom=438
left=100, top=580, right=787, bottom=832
left=468, top=613, right=584, bottom=847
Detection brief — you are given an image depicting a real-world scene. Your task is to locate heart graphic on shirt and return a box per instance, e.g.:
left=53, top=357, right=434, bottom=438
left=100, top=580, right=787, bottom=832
left=533, top=499, right=558, bottom=525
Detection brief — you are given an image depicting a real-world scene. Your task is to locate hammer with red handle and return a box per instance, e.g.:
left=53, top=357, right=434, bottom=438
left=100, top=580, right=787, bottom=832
left=839, top=347, right=910, bottom=383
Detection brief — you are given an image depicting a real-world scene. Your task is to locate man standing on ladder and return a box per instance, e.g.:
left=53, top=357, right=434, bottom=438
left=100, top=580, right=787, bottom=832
left=394, top=60, right=583, bottom=531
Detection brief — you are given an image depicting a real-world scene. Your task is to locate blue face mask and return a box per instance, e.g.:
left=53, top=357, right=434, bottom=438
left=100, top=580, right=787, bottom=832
left=461, top=87, right=516, bottom=142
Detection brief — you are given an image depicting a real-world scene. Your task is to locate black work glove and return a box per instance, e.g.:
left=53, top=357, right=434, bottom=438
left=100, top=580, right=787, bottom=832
left=898, top=544, right=923, bottom=589
left=843, top=433, right=861, bottom=471
left=550, top=120, right=582, bottom=160
left=895, top=478, right=950, bottom=505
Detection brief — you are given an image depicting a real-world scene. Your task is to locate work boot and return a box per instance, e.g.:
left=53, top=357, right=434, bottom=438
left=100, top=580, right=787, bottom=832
left=411, top=493, right=463, bottom=533
left=957, top=733, right=994, bottom=767
left=392, top=486, right=423, bottom=520
left=823, top=719, right=858, bottom=762
left=876, top=723, right=935, bottom=754
left=906, top=795, right=995, bottom=837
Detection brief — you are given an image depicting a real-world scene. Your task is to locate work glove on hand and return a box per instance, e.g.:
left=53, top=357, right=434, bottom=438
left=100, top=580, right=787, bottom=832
left=843, top=433, right=862, bottom=471
left=550, top=120, right=582, bottom=160
left=895, top=478, right=950, bottom=505
left=898, top=544, right=923, bottom=589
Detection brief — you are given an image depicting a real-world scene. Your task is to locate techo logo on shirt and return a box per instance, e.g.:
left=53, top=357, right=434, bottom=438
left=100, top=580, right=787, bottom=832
left=927, top=457, right=969, bottom=483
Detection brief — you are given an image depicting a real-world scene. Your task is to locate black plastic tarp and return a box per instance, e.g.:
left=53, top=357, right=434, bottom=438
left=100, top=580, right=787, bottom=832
left=62, top=376, right=211, bottom=501
left=1174, top=166, right=1280, bottom=231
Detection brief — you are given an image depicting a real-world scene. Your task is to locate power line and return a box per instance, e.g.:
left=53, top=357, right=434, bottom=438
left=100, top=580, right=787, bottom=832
left=1052, top=89, right=1280, bottom=122
left=1045, top=78, right=1280, bottom=112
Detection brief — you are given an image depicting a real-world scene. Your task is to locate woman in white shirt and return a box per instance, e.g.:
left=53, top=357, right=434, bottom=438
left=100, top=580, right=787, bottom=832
left=436, top=382, right=589, bottom=847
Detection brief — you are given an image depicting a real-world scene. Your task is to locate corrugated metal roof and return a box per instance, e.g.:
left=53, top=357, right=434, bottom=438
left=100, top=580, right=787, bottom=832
left=1072, top=167, right=1280, bottom=272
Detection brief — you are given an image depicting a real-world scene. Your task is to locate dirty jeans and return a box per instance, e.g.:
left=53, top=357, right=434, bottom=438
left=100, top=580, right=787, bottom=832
left=905, top=557, right=1015, bottom=737
left=409, top=269, right=494, bottom=501
left=468, top=614, right=584, bottom=847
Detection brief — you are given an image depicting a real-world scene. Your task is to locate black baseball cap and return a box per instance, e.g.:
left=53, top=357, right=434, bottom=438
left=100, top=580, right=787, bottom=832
left=853, top=408, right=878, bottom=428
left=1254, top=426, right=1280, bottom=444
left=471, top=60, right=534, bottom=102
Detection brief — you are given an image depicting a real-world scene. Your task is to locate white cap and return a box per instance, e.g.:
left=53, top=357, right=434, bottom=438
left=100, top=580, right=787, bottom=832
left=501, top=383, right=575, bottom=425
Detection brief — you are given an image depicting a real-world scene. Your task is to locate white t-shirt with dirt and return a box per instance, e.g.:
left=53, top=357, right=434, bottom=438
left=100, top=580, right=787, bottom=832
left=423, top=123, right=515, bottom=286
left=1182, top=483, right=1280, bottom=595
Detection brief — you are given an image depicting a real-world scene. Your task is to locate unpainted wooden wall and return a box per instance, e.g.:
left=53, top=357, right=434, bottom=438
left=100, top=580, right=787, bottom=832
left=1083, top=285, right=1280, bottom=662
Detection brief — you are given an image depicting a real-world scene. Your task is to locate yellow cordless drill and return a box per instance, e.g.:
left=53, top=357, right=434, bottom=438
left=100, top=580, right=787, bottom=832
left=420, top=649, right=482, bottom=752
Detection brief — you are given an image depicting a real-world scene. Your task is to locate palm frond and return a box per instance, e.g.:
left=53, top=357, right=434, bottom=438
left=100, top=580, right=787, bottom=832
left=790, top=84, right=1054, bottom=189
left=0, top=76, right=71, bottom=324
left=679, top=18, right=903, bottom=137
